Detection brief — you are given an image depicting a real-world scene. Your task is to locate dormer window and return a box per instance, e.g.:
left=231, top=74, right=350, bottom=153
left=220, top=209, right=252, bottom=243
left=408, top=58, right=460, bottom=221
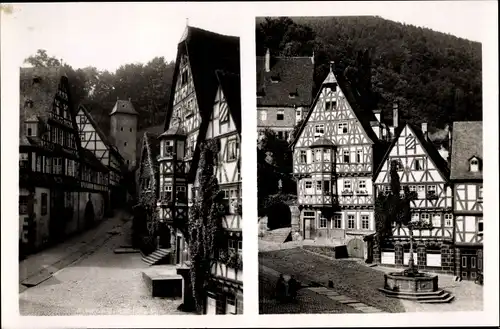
left=276, top=110, right=284, bottom=121
left=289, top=91, right=298, bottom=99
left=470, top=156, right=481, bottom=172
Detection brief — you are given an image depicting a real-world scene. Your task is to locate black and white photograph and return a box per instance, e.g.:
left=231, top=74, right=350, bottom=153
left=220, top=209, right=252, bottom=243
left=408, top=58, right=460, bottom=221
left=8, top=3, right=242, bottom=316
left=256, top=15, right=489, bottom=314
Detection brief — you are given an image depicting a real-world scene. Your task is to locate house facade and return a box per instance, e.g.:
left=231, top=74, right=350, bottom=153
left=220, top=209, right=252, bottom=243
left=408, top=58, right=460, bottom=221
left=373, top=123, right=455, bottom=274
left=76, top=104, right=128, bottom=211
left=290, top=64, right=390, bottom=258
left=19, top=67, right=109, bottom=255
left=450, top=121, right=483, bottom=281
left=154, top=26, right=242, bottom=314
left=256, top=49, right=314, bottom=141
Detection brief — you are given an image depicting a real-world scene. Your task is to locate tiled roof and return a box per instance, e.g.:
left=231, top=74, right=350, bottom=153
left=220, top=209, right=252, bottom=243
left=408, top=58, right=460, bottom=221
left=135, top=124, right=164, bottom=164
left=310, top=137, right=335, bottom=148
left=80, top=148, right=109, bottom=172
left=216, top=70, right=241, bottom=133
left=256, top=56, right=314, bottom=107
left=109, top=99, right=138, bottom=116
left=78, top=104, right=125, bottom=164
left=163, top=26, right=240, bottom=182
left=373, top=123, right=450, bottom=180
left=19, top=66, right=65, bottom=138
left=450, top=121, right=483, bottom=180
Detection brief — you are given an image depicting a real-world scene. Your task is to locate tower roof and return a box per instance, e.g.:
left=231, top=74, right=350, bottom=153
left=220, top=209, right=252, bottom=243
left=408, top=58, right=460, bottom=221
left=110, top=99, right=138, bottom=116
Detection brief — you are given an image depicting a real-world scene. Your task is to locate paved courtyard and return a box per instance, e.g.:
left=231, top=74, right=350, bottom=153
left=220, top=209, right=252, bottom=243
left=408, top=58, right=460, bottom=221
left=19, top=216, right=186, bottom=315
left=259, top=242, right=483, bottom=314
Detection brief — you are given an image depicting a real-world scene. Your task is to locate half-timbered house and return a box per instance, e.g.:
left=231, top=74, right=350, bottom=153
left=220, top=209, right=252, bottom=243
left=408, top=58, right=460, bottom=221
left=256, top=49, right=314, bottom=141
left=19, top=67, right=109, bottom=254
left=373, top=123, right=454, bottom=274
left=290, top=63, right=390, bottom=257
left=76, top=104, right=127, bottom=211
left=157, top=26, right=242, bottom=314
left=450, top=121, right=483, bottom=280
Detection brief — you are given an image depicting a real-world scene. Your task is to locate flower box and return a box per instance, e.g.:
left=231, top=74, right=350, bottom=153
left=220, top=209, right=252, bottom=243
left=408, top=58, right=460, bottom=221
left=341, top=190, right=353, bottom=196
left=426, top=193, right=438, bottom=200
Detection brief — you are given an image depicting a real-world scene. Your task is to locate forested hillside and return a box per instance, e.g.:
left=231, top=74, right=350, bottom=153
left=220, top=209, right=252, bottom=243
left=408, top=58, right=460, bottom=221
left=256, top=16, right=482, bottom=128
left=23, top=50, right=175, bottom=134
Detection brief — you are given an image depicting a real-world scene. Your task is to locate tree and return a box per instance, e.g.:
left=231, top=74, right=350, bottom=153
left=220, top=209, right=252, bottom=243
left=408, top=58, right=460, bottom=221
left=186, top=139, right=224, bottom=313
left=24, top=49, right=61, bottom=67
left=375, top=160, right=421, bottom=274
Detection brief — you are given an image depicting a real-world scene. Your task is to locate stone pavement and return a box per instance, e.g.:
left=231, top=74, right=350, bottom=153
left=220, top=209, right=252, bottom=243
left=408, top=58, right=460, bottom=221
left=19, top=215, right=186, bottom=315
left=259, top=264, right=383, bottom=314
left=19, top=210, right=131, bottom=293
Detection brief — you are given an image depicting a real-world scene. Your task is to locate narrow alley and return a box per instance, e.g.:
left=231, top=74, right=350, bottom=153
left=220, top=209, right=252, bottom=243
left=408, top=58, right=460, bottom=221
left=19, top=212, right=185, bottom=315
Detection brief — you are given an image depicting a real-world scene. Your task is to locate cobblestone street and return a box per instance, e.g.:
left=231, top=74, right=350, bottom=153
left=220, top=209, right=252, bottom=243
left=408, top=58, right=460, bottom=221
left=19, top=213, right=185, bottom=315
left=259, top=244, right=483, bottom=313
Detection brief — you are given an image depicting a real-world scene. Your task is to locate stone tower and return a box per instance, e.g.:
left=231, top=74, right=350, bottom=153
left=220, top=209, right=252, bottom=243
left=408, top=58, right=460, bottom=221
left=109, top=98, right=138, bottom=170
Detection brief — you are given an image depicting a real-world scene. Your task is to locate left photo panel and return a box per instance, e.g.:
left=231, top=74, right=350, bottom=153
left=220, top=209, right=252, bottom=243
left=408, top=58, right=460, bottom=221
left=17, top=3, right=242, bottom=315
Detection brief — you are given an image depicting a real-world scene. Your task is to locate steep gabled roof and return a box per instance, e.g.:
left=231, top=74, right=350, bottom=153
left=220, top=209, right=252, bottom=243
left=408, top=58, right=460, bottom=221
left=19, top=66, right=66, bottom=138
left=290, top=67, right=380, bottom=148
left=137, top=131, right=161, bottom=193
left=136, top=124, right=164, bottom=164
left=78, top=104, right=125, bottom=164
left=450, top=121, right=483, bottom=180
left=80, top=148, right=109, bottom=172
left=216, top=70, right=241, bottom=133
left=163, top=26, right=240, bottom=182
left=109, top=99, right=138, bottom=116
left=256, top=56, right=314, bottom=107
left=373, top=123, right=450, bottom=181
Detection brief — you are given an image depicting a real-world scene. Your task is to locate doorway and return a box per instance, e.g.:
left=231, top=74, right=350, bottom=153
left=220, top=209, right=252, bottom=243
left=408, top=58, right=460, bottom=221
left=303, top=211, right=315, bottom=240
left=460, top=248, right=481, bottom=280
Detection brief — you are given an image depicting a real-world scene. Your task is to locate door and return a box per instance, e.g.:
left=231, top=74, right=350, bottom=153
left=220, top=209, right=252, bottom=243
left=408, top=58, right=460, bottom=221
left=304, top=219, right=312, bottom=239
left=347, top=238, right=364, bottom=258
left=461, top=249, right=479, bottom=280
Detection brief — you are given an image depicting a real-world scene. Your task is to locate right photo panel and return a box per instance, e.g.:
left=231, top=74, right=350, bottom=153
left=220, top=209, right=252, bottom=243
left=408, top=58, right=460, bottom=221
left=256, top=16, right=483, bottom=314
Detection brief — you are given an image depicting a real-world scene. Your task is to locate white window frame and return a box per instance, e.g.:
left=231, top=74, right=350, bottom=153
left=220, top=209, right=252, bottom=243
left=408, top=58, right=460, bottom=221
left=427, top=185, right=437, bottom=196
left=276, top=110, right=284, bottom=121
left=343, top=150, right=350, bottom=163
left=324, top=149, right=331, bottom=162
left=314, top=149, right=322, bottom=162
left=347, top=215, right=356, bottom=229
left=358, top=180, right=366, bottom=189
left=333, top=214, right=342, bottom=229
left=338, top=122, right=348, bottom=134
left=315, top=124, right=325, bottom=138
left=300, top=150, right=307, bottom=164
left=444, top=214, right=453, bottom=227
left=259, top=111, right=267, bottom=121
left=344, top=180, right=352, bottom=191
left=414, top=157, right=425, bottom=171
left=319, top=217, right=327, bottom=228
left=432, top=213, right=442, bottom=227
left=470, top=158, right=479, bottom=172
left=420, top=213, right=430, bottom=223
left=361, top=215, right=370, bottom=230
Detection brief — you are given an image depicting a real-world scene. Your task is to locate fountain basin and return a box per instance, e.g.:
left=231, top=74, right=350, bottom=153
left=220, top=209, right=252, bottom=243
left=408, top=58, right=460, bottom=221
left=383, top=271, right=438, bottom=293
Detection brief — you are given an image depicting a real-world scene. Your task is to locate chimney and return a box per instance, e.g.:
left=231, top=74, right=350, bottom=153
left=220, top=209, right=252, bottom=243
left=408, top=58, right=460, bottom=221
left=392, top=102, right=399, bottom=128
left=265, top=48, right=271, bottom=72
left=421, top=122, right=428, bottom=137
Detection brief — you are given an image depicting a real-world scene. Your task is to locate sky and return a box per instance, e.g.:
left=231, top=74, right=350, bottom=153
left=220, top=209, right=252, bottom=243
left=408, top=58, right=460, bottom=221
left=1, top=1, right=496, bottom=72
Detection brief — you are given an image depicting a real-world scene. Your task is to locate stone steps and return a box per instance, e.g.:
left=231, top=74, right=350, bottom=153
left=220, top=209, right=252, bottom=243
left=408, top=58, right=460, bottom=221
left=378, top=288, right=455, bottom=303
left=141, top=248, right=171, bottom=266
left=261, top=228, right=292, bottom=244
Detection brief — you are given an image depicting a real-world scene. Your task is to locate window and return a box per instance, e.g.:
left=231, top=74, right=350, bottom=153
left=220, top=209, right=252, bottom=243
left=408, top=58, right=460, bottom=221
left=358, top=180, right=366, bottom=189
left=325, top=100, right=336, bottom=111
left=333, top=214, right=342, bottom=229
left=45, top=157, right=52, bottom=174
left=361, top=215, right=369, bottom=229
left=305, top=181, right=313, bottom=194
left=338, top=122, right=348, bottom=134
left=228, top=239, right=236, bottom=253
left=259, top=111, right=267, bottom=121
left=121, top=127, right=123, bottom=131
left=478, top=186, right=483, bottom=201
left=300, top=150, right=307, bottom=164
left=316, top=181, right=322, bottom=192
left=347, top=215, right=355, bottom=229
left=420, top=213, right=430, bottom=224
left=384, top=185, right=391, bottom=193
left=413, top=158, right=424, bottom=171
left=343, top=150, right=350, bottom=163
left=478, top=219, right=483, bottom=234
left=176, top=186, right=187, bottom=202
left=470, top=157, right=480, bottom=172
left=277, top=131, right=285, bottom=140
left=80, top=133, right=85, bottom=141
left=130, top=128, right=132, bottom=132
left=226, top=295, right=237, bottom=315
left=164, top=140, right=174, bottom=157
left=411, top=213, right=420, bottom=222
left=319, top=217, right=327, bottom=228
left=344, top=180, right=352, bottom=190
left=323, top=181, right=330, bottom=193
left=162, top=185, right=173, bottom=201
left=427, top=185, right=437, bottom=196
left=444, top=214, right=453, bottom=227
left=238, top=240, right=242, bottom=255
left=295, top=109, right=302, bottom=121
left=181, top=70, right=189, bottom=85
left=409, top=185, right=417, bottom=192
left=19, top=153, right=29, bottom=169
left=277, top=110, right=284, bottom=121
left=19, top=195, right=29, bottom=215
left=405, top=135, right=416, bottom=151
left=417, top=185, right=425, bottom=199
left=314, top=124, right=324, bottom=137
left=432, top=213, right=441, bottom=227
left=41, top=193, right=48, bottom=216
left=356, top=150, right=362, bottom=163
left=324, top=149, right=331, bottom=162
left=314, top=149, right=321, bottom=162
left=227, top=139, right=238, bottom=161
